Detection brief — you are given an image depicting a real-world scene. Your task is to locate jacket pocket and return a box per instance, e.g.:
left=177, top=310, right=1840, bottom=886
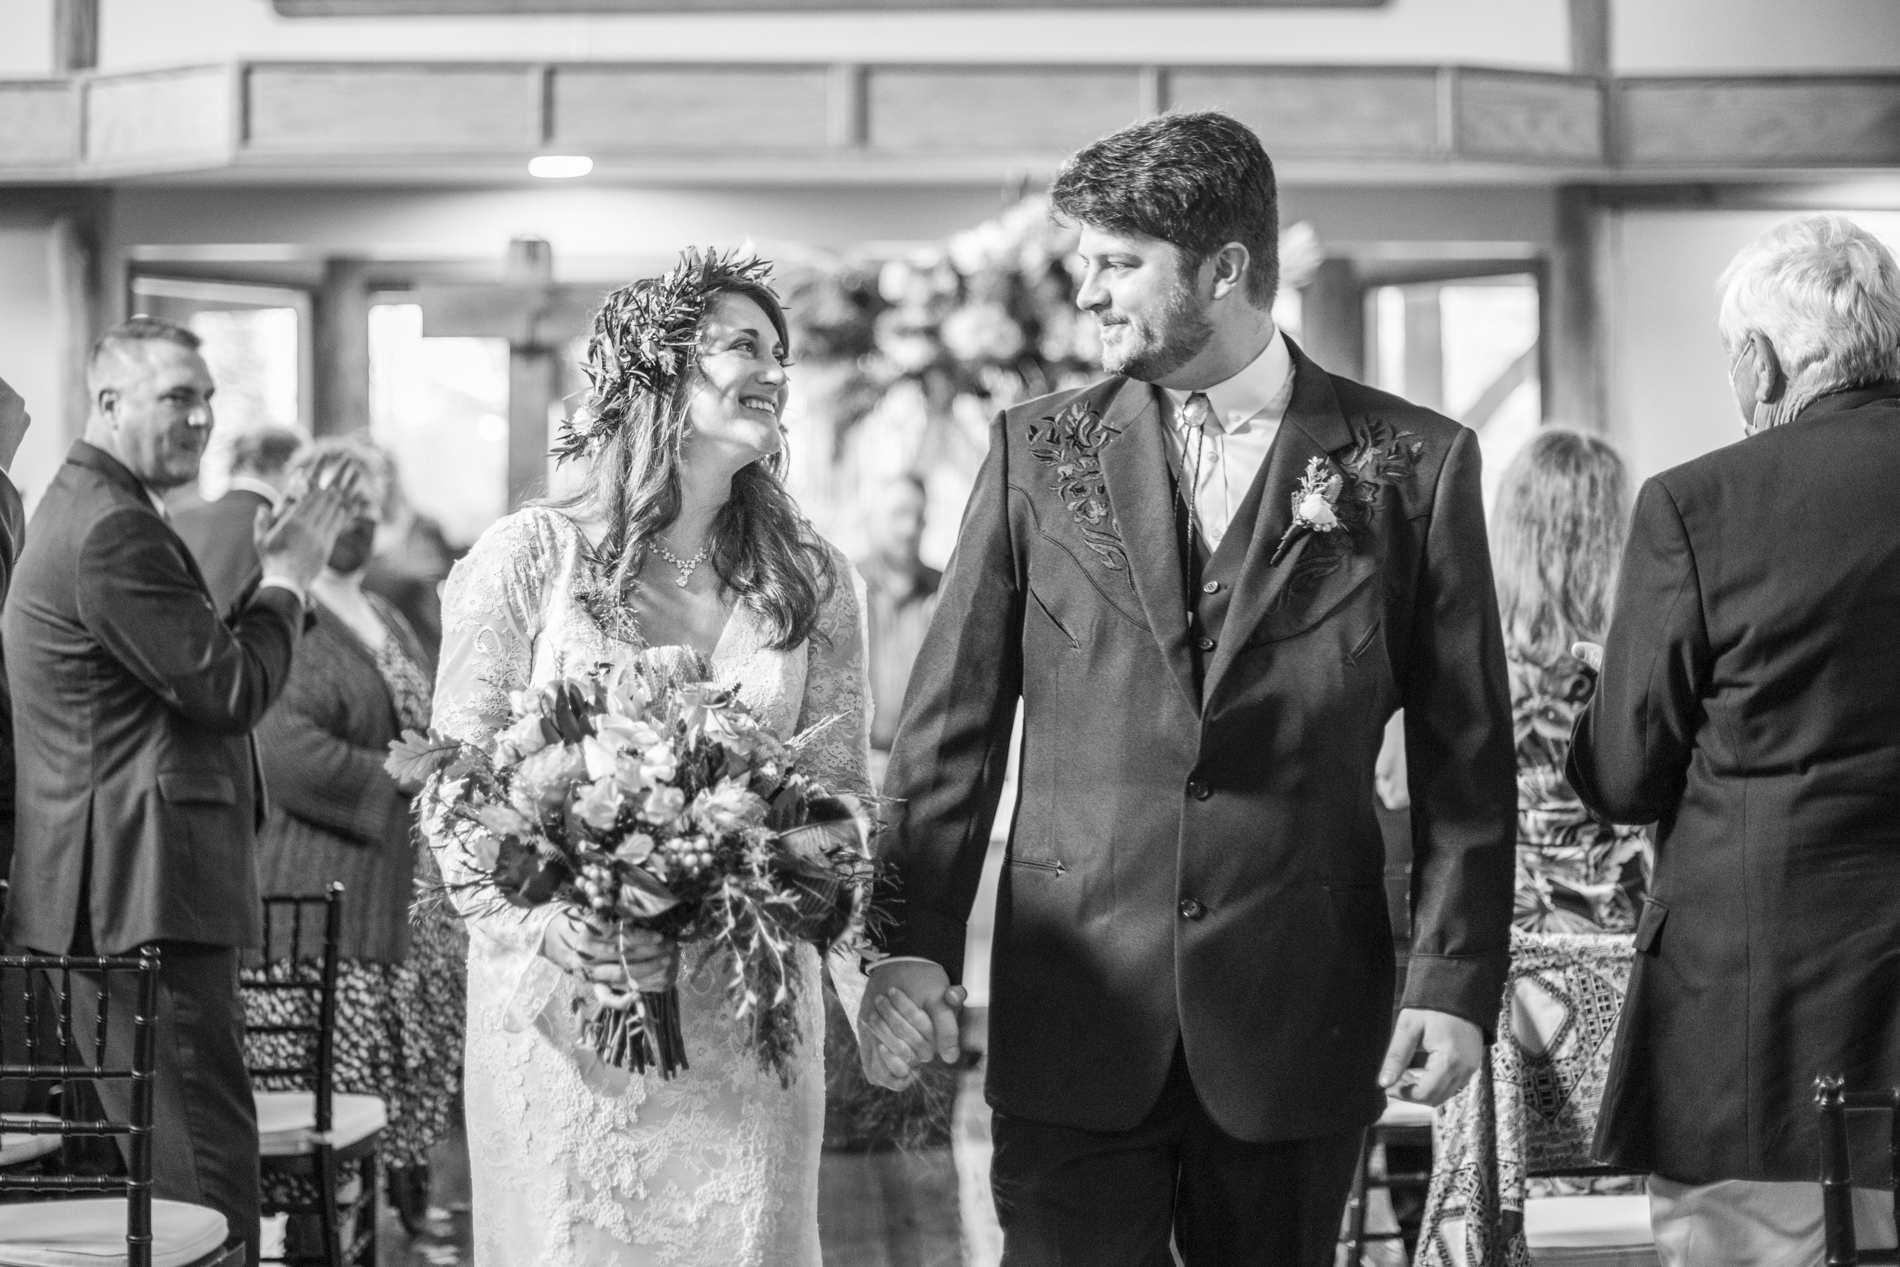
left=1346, top=618, right=1384, bottom=665
left=1008, top=856, right=1066, bottom=877
left=157, top=772, right=238, bottom=806
left=1633, top=898, right=1668, bottom=955
left=1027, top=587, right=1078, bottom=648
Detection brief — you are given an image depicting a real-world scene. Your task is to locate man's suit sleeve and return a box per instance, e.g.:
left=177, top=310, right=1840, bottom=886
left=1567, top=477, right=1709, bottom=825
left=874, top=415, right=1025, bottom=980
left=1398, top=426, right=1516, bottom=1032
left=76, top=507, right=301, bottom=735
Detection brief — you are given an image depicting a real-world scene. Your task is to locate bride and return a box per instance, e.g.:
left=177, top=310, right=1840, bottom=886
left=428, top=251, right=873, bottom=1265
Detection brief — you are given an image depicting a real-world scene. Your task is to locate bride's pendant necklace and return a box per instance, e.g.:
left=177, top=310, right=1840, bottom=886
left=650, top=540, right=710, bottom=588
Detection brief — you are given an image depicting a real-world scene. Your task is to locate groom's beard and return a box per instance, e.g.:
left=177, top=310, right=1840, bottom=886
left=1097, top=279, right=1215, bottom=382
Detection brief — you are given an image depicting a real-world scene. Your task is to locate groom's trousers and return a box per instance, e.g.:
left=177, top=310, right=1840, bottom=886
left=989, top=1046, right=1363, bottom=1267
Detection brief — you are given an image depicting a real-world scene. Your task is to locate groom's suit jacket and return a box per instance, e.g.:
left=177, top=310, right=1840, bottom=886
left=877, top=341, right=1515, bottom=1143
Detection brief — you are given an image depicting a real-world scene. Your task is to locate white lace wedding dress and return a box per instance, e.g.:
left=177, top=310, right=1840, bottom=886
left=428, top=506, right=873, bottom=1267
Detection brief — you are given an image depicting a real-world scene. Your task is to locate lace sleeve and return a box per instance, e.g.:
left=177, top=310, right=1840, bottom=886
left=800, top=550, right=878, bottom=1022
left=428, top=511, right=564, bottom=966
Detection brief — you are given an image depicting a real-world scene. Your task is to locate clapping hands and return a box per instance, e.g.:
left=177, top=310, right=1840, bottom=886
left=251, top=453, right=366, bottom=589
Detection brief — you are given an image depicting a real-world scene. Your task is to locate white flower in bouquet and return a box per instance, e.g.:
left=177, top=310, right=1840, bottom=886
left=614, top=832, right=657, bottom=865
left=642, top=784, right=686, bottom=825
left=516, top=742, right=589, bottom=810
left=494, top=712, right=550, bottom=766
left=573, top=775, right=625, bottom=831
left=693, top=776, right=767, bottom=835
left=470, top=802, right=533, bottom=841
left=640, top=742, right=678, bottom=784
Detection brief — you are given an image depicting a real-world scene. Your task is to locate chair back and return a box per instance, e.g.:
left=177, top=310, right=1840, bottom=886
left=1815, top=1074, right=1900, bottom=1267
left=241, top=885, right=343, bottom=1135
left=0, top=947, right=163, bottom=1267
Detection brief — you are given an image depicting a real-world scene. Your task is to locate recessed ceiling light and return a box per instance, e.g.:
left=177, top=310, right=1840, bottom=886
left=529, top=155, right=593, bottom=179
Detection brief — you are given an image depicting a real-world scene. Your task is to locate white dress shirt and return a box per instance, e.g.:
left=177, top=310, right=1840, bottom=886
left=1161, top=329, right=1295, bottom=552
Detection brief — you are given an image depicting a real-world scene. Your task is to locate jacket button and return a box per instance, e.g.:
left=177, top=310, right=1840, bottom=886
left=1179, top=898, right=1207, bottom=921
left=1186, top=779, right=1210, bottom=800
left=1197, top=636, right=1216, bottom=651
left=1202, top=580, right=1220, bottom=594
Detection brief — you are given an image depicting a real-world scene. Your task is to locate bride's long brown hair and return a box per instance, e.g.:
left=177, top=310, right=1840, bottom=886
left=550, top=275, right=837, bottom=650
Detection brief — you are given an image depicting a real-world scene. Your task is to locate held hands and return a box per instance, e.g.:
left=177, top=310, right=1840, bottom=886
left=1379, top=1007, right=1483, bottom=1107
left=252, top=458, right=365, bottom=589
left=540, top=911, right=679, bottom=1000
left=856, top=959, right=966, bottom=1090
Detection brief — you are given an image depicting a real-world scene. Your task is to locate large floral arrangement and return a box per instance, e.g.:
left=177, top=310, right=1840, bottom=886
left=387, top=663, right=870, bottom=1084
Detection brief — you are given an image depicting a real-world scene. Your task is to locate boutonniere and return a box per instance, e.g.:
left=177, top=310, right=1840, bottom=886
left=1269, top=421, right=1426, bottom=566
left=1026, top=400, right=1128, bottom=573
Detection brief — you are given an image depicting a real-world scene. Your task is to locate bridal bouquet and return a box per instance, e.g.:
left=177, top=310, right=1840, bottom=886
left=386, top=664, right=871, bottom=1084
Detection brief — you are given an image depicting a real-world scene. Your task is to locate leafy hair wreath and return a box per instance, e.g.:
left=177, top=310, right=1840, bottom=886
left=552, top=247, right=780, bottom=462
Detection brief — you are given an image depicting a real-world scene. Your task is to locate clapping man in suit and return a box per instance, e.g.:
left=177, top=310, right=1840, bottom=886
left=172, top=423, right=306, bottom=612
left=2, top=317, right=355, bottom=1265
left=1569, top=214, right=1900, bottom=1264
left=860, top=112, right=1515, bottom=1266
left=0, top=374, right=30, bottom=900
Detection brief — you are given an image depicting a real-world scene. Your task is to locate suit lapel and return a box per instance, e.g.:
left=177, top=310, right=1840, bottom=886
left=1093, top=378, right=1198, bottom=714
left=1202, top=342, right=1357, bottom=703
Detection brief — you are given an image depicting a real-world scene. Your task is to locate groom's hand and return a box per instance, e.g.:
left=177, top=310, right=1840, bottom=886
left=857, top=959, right=965, bottom=1090
left=1378, top=1007, right=1483, bottom=1107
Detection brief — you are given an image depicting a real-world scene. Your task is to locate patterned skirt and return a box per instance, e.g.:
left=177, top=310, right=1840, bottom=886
left=245, top=907, right=468, bottom=1170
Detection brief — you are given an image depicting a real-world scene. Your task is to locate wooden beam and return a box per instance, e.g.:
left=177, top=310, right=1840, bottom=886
left=274, top=0, right=1385, bottom=12
left=1301, top=258, right=1365, bottom=381
left=1617, top=77, right=1900, bottom=167
left=312, top=258, right=371, bottom=437
left=53, top=0, right=98, bottom=74
left=1568, top=0, right=1610, bottom=78
left=1543, top=185, right=1605, bottom=431
left=49, top=201, right=107, bottom=448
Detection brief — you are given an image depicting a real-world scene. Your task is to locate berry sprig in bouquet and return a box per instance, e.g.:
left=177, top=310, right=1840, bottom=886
left=387, top=663, right=871, bottom=1084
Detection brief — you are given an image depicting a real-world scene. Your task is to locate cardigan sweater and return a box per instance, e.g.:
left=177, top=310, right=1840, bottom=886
left=254, top=600, right=426, bottom=964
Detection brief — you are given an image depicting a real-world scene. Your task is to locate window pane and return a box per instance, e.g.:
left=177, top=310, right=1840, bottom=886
left=187, top=307, right=301, bottom=498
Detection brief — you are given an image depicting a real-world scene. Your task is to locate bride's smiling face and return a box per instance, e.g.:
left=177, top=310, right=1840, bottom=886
left=684, top=293, right=789, bottom=474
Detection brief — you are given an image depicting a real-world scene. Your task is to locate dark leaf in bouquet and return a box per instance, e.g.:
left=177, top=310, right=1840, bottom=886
left=618, top=866, right=681, bottom=921
left=385, top=729, right=464, bottom=789
left=802, top=795, right=857, bottom=825
left=495, top=838, right=570, bottom=906
left=549, top=683, right=592, bottom=745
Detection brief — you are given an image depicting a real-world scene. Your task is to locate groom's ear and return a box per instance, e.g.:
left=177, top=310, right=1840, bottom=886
left=1206, top=242, right=1252, bottom=303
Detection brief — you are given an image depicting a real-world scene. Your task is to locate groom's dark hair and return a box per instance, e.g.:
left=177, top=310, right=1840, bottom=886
left=1050, top=110, right=1279, bottom=306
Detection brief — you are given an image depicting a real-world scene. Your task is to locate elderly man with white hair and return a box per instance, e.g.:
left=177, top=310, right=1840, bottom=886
left=1568, top=213, right=1900, bottom=1263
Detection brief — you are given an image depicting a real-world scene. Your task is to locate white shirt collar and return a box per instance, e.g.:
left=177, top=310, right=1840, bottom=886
left=1163, top=328, right=1292, bottom=433
left=225, top=475, right=284, bottom=509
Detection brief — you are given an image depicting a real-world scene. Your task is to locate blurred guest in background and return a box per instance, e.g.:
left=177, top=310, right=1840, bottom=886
left=0, top=374, right=29, bottom=903
left=173, top=423, right=305, bottom=612
left=250, top=437, right=466, bottom=1238
left=3, top=318, right=352, bottom=1266
left=1570, top=214, right=1900, bottom=1265
left=1491, top=428, right=1648, bottom=934
left=363, top=490, right=457, bottom=672
left=857, top=473, right=939, bottom=785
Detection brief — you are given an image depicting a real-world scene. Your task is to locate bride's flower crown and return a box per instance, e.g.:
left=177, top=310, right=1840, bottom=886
left=553, top=247, right=780, bottom=462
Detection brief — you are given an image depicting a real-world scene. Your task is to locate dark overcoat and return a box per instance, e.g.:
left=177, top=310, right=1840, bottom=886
left=877, top=342, right=1516, bottom=1143
left=2, top=442, right=302, bottom=955
left=1569, top=382, right=1900, bottom=1184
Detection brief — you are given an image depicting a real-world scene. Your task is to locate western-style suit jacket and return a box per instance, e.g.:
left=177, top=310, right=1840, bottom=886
left=2, top=442, right=304, bottom=956
left=878, top=341, right=1516, bottom=1143
left=172, top=484, right=270, bottom=615
left=1569, top=382, right=1900, bottom=1184
left=0, top=470, right=24, bottom=901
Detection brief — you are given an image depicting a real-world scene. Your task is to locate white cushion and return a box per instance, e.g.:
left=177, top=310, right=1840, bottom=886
left=253, top=1090, right=386, bottom=1156
left=0, top=1197, right=228, bottom=1267
left=0, top=1117, right=62, bottom=1167
left=1526, top=1195, right=1657, bottom=1249
left=1376, top=1095, right=1437, bottom=1129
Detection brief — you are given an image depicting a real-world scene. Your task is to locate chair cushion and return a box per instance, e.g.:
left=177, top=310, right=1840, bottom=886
left=254, top=1090, right=386, bottom=1156
left=1525, top=1194, right=1656, bottom=1249
left=0, top=1117, right=62, bottom=1167
left=0, top=1197, right=228, bottom=1267
left=1377, top=1096, right=1438, bottom=1129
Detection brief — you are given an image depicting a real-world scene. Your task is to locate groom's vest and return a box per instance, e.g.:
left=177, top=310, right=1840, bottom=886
left=1181, top=447, right=1273, bottom=702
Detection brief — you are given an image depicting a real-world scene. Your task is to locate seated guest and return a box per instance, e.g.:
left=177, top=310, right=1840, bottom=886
left=1491, top=428, right=1649, bottom=934
left=173, top=423, right=305, bottom=612
left=1569, top=214, right=1900, bottom=1264
left=250, top=437, right=466, bottom=1239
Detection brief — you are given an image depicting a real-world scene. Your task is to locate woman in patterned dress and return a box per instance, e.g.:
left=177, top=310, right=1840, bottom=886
left=1491, top=428, right=1651, bottom=934
left=250, top=438, right=467, bottom=1236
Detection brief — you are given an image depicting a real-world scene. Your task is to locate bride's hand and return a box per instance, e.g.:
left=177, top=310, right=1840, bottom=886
left=540, top=911, right=679, bottom=993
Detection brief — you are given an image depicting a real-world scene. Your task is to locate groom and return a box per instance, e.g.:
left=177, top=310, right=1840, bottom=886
left=860, top=111, right=1515, bottom=1265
